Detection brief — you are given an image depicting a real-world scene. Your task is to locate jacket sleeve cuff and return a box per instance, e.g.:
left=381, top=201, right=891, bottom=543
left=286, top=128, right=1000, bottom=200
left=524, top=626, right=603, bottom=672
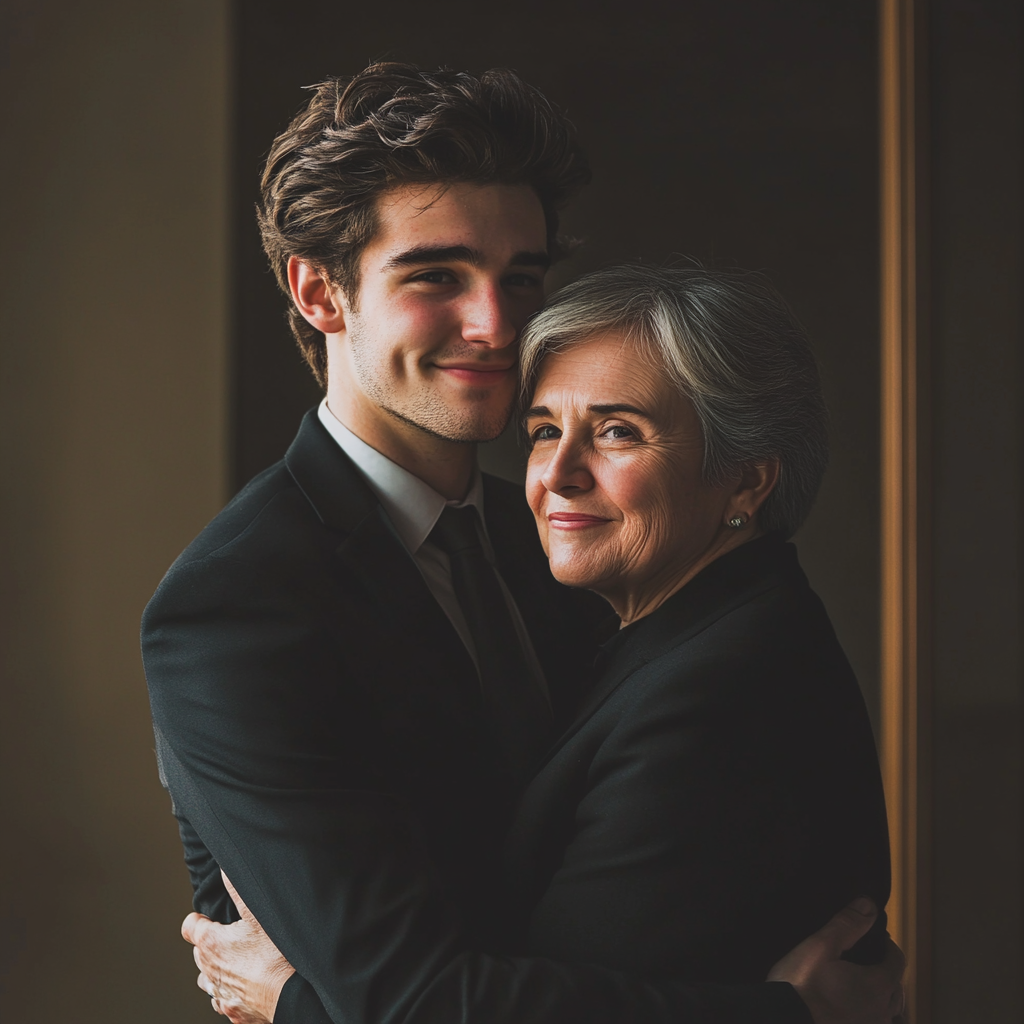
left=702, top=981, right=815, bottom=1024
left=273, top=972, right=335, bottom=1024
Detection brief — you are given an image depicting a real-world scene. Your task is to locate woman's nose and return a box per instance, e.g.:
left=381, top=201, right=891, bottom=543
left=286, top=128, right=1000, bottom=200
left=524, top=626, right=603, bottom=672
left=541, top=438, right=594, bottom=495
left=461, top=283, right=517, bottom=350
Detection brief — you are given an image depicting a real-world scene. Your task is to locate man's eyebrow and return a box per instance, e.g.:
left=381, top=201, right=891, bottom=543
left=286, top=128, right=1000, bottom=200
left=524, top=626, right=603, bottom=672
left=381, top=245, right=483, bottom=270
left=380, top=245, right=551, bottom=271
left=509, top=250, right=551, bottom=269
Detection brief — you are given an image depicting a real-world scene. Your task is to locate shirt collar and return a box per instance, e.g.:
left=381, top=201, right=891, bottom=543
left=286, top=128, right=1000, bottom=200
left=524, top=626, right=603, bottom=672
left=317, top=399, right=484, bottom=554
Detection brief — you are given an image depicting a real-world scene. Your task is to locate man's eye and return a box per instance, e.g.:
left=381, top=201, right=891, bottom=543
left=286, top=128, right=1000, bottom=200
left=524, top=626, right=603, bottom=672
left=530, top=424, right=561, bottom=442
left=505, top=273, right=542, bottom=288
left=412, top=270, right=457, bottom=284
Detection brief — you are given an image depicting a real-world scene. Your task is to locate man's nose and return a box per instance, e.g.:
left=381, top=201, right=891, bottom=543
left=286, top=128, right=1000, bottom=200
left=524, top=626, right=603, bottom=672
left=460, top=282, right=518, bottom=349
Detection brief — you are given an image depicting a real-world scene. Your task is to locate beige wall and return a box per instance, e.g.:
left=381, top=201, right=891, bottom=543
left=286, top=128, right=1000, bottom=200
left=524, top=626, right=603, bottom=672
left=0, top=2, right=228, bottom=1019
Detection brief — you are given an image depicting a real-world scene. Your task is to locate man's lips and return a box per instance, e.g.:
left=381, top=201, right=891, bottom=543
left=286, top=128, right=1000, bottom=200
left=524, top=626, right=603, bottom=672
left=435, top=363, right=515, bottom=384
left=547, top=512, right=612, bottom=530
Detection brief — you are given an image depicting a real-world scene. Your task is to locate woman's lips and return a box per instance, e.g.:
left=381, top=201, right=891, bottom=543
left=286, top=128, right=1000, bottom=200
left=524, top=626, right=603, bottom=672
left=547, top=512, right=612, bottom=530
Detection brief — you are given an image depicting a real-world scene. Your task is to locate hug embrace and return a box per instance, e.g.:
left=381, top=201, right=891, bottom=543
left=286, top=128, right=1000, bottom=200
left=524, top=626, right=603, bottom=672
left=143, top=64, right=904, bottom=1023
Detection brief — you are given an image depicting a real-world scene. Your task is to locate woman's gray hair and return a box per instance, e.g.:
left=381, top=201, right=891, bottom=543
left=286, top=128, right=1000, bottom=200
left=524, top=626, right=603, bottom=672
left=519, top=263, right=829, bottom=538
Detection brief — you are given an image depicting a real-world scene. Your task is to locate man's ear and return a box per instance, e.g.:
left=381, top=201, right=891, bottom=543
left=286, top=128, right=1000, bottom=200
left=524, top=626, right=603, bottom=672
left=288, top=256, right=347, bottom=335
left=725, top=458, right=781, bottom=527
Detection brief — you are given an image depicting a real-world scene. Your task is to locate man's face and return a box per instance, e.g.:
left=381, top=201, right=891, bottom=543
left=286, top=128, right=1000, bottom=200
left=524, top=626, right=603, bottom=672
left=335, top=181, right=549, bottom=443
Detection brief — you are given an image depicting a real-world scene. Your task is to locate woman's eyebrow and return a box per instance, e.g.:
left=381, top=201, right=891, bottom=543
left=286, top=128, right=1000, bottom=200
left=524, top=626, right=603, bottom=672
left=523, top=403, right=652, bottom=419
left=587, top=403, right=652, bottom=418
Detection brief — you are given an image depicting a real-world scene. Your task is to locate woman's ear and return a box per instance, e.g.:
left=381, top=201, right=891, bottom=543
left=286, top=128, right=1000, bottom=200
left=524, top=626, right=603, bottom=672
left=725, top=458, right=781, bottom=528
left=287, top=256, right=348, bottom=335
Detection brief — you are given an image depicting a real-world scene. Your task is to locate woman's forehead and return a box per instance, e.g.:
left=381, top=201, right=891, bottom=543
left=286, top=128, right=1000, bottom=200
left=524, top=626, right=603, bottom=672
left=532, top=333, right=670, bottom=402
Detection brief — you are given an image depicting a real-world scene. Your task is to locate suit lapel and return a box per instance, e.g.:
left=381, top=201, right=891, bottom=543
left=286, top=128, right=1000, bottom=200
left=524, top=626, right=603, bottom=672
left=334, top=509, right=476, bottom=683
left=285, top=410, right=476, bottom=685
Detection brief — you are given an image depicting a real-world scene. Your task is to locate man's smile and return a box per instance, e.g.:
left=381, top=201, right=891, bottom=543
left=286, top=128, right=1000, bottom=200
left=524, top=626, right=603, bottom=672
left=432, top=361, right=516, bottom=385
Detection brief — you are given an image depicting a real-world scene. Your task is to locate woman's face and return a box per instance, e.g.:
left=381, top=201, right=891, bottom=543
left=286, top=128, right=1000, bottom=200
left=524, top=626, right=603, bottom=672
left=525, top=333, right=745, bottom=623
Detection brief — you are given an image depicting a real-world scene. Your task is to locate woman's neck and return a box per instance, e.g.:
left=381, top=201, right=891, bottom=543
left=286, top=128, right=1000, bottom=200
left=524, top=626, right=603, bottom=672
left=601, top=526, right=763, bottom=628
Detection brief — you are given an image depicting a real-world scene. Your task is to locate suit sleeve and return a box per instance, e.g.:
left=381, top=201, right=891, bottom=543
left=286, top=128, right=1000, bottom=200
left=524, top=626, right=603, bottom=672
left=144, top=553, right=812, bottom=1024
left=523, top=645, right=882, bottom=983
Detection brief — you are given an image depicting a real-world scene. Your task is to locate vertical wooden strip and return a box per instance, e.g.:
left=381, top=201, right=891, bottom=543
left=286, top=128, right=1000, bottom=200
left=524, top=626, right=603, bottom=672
left=880, top=0, right=930, bottom=1019
left=879, top=0, right=910, bottom=955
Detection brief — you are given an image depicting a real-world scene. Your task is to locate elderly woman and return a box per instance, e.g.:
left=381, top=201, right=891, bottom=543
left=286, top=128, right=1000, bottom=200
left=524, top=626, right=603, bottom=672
left=186, top=264, right=893, bottom=1022
left=509, top=264, right=889, bottom=978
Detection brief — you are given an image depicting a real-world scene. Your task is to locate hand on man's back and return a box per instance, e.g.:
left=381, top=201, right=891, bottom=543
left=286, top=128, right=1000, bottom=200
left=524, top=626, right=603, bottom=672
left=182, top=885, right=905, bottom=1024
left=768, top=898, right=906, bottom=1024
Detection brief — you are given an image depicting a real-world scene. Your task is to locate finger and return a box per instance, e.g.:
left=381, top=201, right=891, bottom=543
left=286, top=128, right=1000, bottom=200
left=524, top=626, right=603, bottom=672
left=193, top=941, right=219, bottom=977
left=883, top=937, right=907, bottom=977
left=811, top=897, right=879, bottom=955
left=221, top=999, right=247, bottom=1024
left=197, top=971, right=215, bottom=997
left=221, top=870, right=257, bottom=925
left=889, top=981, right=907, bottom=1016
left=181, top=912, right=211, bottom=944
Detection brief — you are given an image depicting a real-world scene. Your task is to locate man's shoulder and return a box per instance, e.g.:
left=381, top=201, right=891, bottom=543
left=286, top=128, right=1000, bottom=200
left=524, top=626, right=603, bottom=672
left=175, top=458, right=329, bottom=569
left=144, top=450, right=354, bottom=628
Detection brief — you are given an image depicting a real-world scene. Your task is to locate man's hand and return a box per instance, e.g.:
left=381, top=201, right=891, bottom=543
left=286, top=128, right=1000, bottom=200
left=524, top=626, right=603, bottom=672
left=181, top=872, right=295, bottom=1024
left=767, top=898, right=906, bottom=1024
left=182, top=884, right=905, bottom=1024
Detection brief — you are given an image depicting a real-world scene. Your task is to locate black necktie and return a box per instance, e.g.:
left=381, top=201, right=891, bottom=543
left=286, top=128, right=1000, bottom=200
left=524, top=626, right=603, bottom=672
left=429, top=505, right=552, bottom=788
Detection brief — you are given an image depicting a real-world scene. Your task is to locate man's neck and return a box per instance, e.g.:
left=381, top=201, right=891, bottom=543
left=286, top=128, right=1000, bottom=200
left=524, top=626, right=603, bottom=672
left=324, top=395, right=476, bottom=501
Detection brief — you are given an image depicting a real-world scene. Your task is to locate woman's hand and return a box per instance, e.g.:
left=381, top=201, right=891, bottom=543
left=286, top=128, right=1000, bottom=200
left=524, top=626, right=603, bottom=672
left=181, top=872, right=296, bottom=1023
left=767, top=898, right=906, bottom=1024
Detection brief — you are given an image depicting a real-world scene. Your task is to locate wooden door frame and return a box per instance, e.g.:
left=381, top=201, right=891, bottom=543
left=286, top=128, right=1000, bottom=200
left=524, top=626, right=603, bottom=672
left=879, top=0, right=931, bottom=1019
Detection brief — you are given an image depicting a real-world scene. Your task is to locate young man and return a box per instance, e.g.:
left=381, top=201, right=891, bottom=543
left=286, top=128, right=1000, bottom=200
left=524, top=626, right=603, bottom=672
left=144, top=64, right=901, bottom=1023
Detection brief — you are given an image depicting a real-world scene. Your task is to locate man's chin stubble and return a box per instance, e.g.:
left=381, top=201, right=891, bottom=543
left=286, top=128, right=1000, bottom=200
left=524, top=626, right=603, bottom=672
left=379, top=400, right=511, bottom=445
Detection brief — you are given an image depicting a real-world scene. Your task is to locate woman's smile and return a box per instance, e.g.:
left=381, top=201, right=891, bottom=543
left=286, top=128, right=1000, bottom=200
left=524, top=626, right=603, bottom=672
left=546, top=512, right=613, bottom=529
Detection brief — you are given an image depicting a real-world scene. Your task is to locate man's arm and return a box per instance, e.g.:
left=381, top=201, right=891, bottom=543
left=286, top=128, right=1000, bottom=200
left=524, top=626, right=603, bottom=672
left=145, top=551, right=815, bottom=1024
left=184, top=885, right=903, bottom=1024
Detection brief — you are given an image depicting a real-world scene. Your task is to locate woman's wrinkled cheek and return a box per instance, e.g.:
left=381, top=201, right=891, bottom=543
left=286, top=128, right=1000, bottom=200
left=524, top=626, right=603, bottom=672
left=616, top=490, right=674, bottom=570
left=547, top=531, right=610, bottom=586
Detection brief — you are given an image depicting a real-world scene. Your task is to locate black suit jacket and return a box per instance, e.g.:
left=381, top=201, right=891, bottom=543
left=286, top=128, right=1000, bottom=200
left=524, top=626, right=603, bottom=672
left=503, top=534, right=891, bottom=983
left=143, top=411, right=816, bottom=1024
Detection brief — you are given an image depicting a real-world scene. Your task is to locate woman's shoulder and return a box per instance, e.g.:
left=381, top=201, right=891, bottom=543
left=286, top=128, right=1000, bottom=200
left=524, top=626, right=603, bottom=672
left=611, top=543, right=856, bottom=712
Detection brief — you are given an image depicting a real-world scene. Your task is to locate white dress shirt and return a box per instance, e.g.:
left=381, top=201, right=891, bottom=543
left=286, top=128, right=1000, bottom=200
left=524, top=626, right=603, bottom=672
left=317, top=400, right=547, bottom=695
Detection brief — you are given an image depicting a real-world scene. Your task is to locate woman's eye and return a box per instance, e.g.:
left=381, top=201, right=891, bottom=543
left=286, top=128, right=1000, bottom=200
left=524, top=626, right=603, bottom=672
left=602, top=424, right=635, bottom=440
left=530, top=424, right=561, bottom=442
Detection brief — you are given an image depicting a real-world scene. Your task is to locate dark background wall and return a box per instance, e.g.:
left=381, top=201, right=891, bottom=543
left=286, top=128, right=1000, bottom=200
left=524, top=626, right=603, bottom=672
left=929, top=1, right=1024, bottom=1020
left=232, top=0, right=884, bottom=722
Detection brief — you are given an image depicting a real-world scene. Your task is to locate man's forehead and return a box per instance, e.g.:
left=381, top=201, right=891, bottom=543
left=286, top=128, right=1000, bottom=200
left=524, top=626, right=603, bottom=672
left=368, top=181, right=547, bottom=263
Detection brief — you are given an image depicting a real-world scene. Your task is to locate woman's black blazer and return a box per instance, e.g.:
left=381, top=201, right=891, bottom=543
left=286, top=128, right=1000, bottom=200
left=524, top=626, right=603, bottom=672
left=503, top=533, right=891, bottom=982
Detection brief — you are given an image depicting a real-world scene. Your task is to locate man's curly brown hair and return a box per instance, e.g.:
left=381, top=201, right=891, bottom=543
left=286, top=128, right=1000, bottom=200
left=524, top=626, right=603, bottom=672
left=257, top=63, right=591, bottom=387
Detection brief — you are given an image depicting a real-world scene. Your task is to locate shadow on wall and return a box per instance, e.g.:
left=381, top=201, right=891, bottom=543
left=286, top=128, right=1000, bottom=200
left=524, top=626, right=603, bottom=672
left=0, top=2, right=229, bottom=1021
